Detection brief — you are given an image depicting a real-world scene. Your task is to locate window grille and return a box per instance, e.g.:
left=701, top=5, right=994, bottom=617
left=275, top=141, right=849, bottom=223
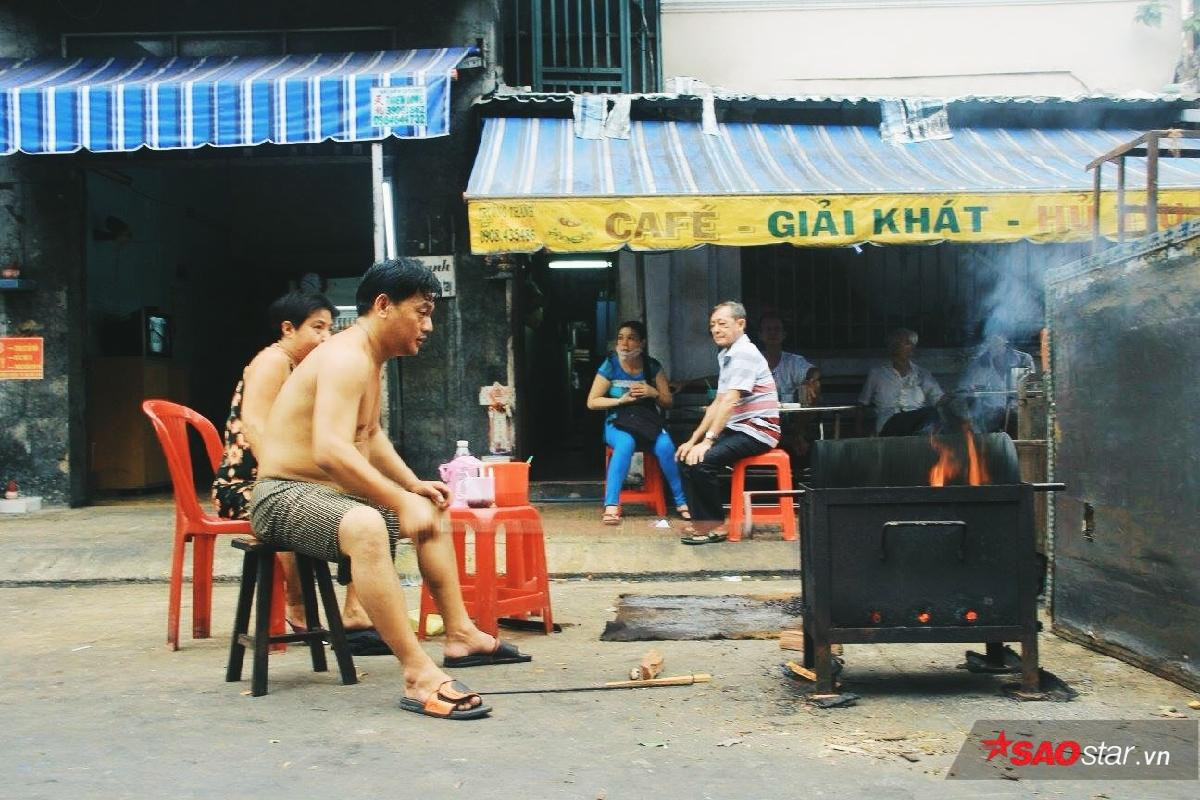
left=502, top=1, right=662, bottom=93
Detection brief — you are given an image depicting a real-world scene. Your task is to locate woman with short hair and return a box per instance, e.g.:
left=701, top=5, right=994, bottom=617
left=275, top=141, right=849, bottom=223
left=212, top=291, right=336, bottom=519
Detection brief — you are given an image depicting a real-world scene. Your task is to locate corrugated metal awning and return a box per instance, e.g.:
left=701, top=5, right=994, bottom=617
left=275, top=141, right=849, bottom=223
left=0, top=48, right=476, bottom=155
left=465, top=117, right=1200, bottom=252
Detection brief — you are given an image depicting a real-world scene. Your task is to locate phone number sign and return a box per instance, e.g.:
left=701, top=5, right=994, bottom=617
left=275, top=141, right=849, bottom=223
left=0, top=337, right=44, bottom=380
left=370, top=86, right=428, bottom=128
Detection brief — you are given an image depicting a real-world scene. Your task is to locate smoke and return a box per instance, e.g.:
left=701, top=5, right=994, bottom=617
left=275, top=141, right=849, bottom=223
left=951, top=247, right=1049, bottom=432
left=966, top=249, right=1046, bottom=346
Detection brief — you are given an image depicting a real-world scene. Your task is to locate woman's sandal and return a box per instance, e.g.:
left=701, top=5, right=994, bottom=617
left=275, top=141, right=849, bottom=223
left=601, top=506, right=622, bottom=526
left=676, top=505, right=692, bottom=521
left=680, top=529, right=728, bottom=545
left=679, top=523, right=727, bottom=545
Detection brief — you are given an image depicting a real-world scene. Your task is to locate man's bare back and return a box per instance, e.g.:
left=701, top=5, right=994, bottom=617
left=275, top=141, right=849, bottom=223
left=256, top=326, right=381, bottom=488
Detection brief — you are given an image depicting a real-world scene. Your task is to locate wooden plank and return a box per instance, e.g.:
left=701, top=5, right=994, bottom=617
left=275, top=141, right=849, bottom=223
left=1085, top=129, right=1199, bottom=169
left=1085, top=131, right=1150, bottom=170
left=1147, top=133, right=1159, bottom=233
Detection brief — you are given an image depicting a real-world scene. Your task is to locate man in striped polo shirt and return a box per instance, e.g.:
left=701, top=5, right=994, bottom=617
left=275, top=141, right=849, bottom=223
left=676, top=301, right=781, bottom=545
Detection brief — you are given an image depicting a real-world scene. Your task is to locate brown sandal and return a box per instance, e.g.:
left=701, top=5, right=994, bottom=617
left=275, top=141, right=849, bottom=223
left=676, top=505, right=692, bottom=521
left=601, top=506, right=622, bottom=525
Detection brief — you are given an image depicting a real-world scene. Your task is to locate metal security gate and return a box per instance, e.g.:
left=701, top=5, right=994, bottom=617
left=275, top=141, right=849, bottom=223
left=503, top=0, right=661, bottom=93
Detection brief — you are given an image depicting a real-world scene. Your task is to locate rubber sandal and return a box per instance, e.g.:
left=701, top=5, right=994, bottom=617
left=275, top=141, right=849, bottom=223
left=601, top=507, right=622, bottom=526
left=443, top=639, right=532, bottom=668
left=680, top=530, right=728, bottom=545
left=676, top=505, right=692, bottom=521
left=399, top=679, right=491, bottom=720
left=344, top=628, right=394, bottom=656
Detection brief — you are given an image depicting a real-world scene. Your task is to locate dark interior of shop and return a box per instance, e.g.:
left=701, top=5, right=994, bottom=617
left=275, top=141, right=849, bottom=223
left=83, top=155, right=372, bottom=495
left=520, top=256, right=616, bottom=481
left=741, top=240, right=1086, bottom=406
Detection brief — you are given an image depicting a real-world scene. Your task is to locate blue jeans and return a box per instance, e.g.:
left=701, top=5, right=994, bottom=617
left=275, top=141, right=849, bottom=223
left=603, top=422, right=686, bottom=509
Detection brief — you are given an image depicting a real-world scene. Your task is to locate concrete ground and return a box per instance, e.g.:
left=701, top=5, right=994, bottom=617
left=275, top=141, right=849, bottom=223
left=2, top=498, right=1197, bottom=798
left=0, top=495, right=796, bottom=584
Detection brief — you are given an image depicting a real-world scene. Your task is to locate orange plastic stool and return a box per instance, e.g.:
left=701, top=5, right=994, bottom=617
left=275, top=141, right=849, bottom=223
left=604, top=446, right=668, bottom=516
left=417, top=505, right=554, bottom=638
left=727, top=449, right=797, bottom=542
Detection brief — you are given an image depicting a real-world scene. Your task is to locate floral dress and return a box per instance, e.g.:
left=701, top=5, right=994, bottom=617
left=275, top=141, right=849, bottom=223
left=212, top=347, right=295, bottom=519
left=211, top=377, right=258, bottom=519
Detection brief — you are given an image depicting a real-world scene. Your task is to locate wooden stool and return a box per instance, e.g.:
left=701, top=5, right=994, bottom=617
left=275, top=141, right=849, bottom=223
left=605, top=446, right=668, bottom=516
left=225, top=538, right=357, bottom=697
left=727, top=449, right=798, bottom=542
left=418, top=505, right=554, bottom=638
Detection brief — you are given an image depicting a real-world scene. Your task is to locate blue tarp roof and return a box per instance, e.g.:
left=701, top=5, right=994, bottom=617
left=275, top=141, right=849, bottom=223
left=0, top=48, right=476, bottom=155
left=466, top=117, right=1200, bottom=198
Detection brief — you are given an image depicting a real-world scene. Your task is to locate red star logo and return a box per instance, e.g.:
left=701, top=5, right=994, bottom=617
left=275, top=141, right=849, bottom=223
left=981, top=730, right=1012, bottom=761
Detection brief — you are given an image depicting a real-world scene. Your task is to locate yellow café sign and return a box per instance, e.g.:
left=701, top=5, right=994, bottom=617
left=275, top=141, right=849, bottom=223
left=468, top=190, right=1200, bottom=254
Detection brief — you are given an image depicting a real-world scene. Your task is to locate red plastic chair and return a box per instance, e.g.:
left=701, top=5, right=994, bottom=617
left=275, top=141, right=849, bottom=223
left=141, top=399, right=283, bottom=650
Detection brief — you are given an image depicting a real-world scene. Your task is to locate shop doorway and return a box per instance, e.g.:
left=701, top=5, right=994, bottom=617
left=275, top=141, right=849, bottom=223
left=521, top=255, right=616, bottom=481
left=82, top=155, right=373, bottom=496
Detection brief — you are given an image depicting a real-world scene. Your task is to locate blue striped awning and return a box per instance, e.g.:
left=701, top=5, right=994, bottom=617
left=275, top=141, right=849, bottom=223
left=467, top=117, right=1200, bottom=197
left=0, top=48, right=475, bottom=155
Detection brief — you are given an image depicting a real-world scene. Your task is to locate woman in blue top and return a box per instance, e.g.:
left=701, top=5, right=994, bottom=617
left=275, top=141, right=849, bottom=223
left=586, top=320, right=689, bottom=525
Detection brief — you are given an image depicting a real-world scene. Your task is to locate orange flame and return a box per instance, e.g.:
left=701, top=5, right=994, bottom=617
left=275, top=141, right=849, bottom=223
left=928, top=423, right=991, bottom=486
left=964, top=425, right=991, bottom=486
left=928, top=434, right=959, bottom=487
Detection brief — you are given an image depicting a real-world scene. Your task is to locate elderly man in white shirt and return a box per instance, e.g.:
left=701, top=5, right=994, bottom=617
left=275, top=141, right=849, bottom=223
left=859, top=328, right=945, bottom=436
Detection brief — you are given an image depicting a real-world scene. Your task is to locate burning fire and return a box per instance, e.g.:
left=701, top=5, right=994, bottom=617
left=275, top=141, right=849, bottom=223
left=929, top=423, right=991, bottom=486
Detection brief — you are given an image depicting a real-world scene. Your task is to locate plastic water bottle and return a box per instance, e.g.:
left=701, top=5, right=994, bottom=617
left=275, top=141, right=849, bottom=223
left=439, top=441, right=482, bottom=508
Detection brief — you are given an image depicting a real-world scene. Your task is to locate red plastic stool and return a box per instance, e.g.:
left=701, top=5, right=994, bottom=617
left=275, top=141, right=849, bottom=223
left=417, top=505, right=554, bottom=638
left=727, top=449, right=797, bottom=542
left=605, top=446, right=668, bottom=516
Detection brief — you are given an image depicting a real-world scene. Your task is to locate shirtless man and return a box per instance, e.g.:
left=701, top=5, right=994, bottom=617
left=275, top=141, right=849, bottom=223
left=251, top=258, right=530, bottom=721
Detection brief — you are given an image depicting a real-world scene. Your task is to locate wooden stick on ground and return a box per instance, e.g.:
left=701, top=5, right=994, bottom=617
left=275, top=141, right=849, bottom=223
left=483, top=673, right=712, bottom=696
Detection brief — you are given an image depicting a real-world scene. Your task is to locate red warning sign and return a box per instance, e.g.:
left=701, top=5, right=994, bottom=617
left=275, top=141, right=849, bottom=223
left=0, top=337, right=44, bottom=379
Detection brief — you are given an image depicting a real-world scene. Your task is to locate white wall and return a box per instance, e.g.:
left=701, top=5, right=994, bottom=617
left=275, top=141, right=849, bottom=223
left=662, top=0, right=1183, bottom=96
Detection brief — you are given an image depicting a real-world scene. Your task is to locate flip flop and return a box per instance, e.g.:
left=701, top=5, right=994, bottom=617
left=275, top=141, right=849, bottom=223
left=601, top=508, right=622, bottom=525
left=399, top=679, right=492, bottom=721
left=680, top=530, right=728, bottom=545
left=676, top=505, right=692, bottom=521
left=344, top=628, right=393, bottom=656
left=443, top=639, right=532, bottom=668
